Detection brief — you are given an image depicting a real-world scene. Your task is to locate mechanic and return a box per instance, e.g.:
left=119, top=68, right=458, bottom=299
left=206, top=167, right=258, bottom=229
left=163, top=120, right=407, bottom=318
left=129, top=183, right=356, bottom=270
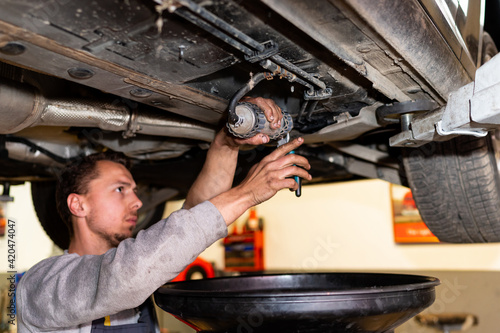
left=16, top=97, right=312, bottom=332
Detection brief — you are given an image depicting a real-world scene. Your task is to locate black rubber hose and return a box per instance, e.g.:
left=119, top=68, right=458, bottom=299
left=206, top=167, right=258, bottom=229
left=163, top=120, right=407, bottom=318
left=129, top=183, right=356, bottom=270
left=5, top=136, right=77, bottom=164
left=227, top=72, right=269, bottom=125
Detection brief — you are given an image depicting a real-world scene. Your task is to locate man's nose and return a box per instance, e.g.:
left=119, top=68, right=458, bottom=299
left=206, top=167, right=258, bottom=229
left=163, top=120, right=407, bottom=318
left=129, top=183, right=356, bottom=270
left=132, top=193, right=143, bottom=210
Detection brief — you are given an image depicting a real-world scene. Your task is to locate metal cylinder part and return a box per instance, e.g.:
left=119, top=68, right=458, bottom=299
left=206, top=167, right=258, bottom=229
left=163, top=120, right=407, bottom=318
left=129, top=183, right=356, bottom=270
left=227, top=103, right=258, bottom=137
left=0, top=78, right=45, bottom=133
left=0, top=78, right=216, bottom=142
left=227, top=102, right=293, bottom=140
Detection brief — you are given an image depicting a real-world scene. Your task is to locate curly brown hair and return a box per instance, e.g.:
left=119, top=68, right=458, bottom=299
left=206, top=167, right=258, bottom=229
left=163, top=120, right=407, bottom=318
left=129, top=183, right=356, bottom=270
left=55, top=151, right=130, bottom=236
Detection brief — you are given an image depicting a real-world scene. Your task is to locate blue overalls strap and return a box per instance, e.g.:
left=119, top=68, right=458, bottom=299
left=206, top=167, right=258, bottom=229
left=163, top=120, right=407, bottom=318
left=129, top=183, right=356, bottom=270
left=90, top=297, right=157, bottom=332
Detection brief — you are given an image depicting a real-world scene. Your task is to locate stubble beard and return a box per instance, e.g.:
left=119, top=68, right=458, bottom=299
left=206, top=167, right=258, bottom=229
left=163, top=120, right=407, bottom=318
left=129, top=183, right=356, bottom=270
left=88, top=214, right=133, bottom=249
left=98, top=230, right=129, bottom=249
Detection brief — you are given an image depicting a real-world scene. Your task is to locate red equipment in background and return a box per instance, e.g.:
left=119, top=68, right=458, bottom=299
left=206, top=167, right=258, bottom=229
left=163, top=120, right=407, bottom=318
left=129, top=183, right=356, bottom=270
left=223, top=207, right=264, bottom=272
left=171, top=257, right=215, bottom=282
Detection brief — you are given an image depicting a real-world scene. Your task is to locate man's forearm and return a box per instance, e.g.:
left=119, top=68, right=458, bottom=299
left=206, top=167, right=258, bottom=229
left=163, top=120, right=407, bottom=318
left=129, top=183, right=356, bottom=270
left=184, top=131, right=239, bottom=208
left=184, top=97, right=283, bottom=209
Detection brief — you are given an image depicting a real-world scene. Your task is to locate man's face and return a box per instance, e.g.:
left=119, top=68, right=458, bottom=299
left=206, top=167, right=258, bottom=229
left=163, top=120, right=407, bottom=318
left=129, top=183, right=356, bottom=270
left=81, top=160, right=143, bottom=249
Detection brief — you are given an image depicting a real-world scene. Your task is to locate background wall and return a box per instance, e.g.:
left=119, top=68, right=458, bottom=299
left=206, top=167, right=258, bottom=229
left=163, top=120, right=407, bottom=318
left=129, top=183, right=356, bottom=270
left=165, top=179, right=500, bottom=273
left=261, top=179, right=500, bottom=271
left=0, top=183, right=58, bottom=273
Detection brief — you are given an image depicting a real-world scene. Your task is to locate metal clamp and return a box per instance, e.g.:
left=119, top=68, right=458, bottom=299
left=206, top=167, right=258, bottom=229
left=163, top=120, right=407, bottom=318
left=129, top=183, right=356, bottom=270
left=303, top=88, right=333, bottom=100
left=435, top=121, right=488, bottom=138
left=244, top=40, right=279, bottom=63
left=123, top=109, right=141, bottom=139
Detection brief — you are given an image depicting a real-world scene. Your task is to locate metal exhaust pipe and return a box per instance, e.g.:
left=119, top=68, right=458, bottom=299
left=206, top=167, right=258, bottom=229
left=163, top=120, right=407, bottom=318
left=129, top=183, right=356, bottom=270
left=0, top=78, right=216, bottom=142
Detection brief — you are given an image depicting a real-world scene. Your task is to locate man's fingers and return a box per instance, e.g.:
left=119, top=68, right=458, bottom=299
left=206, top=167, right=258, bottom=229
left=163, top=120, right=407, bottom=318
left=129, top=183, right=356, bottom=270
left=262, top=99, right=282, bottom=129
left=244, top=96, right=283, bottom=129
left=284, top=177, right=302, bottom=192
left=257, top=137, right=306, bottom=165
left=236, top=133, right=270, bottom=146
left=282, top=165, right=312, bottom=181
left=258, top=151, right=311, bottom=184
left=236, top=137, right=312, bottom=205
left=267, top=167, right=310, bottom=192
left=285, top=154, right=311, bottom=171
left=275, top=137, right=305, bottom=155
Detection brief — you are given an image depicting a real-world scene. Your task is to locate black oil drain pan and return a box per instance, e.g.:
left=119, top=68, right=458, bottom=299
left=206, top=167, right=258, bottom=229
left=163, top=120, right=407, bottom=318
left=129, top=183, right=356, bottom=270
left=155, top=272, right=440, bottom=333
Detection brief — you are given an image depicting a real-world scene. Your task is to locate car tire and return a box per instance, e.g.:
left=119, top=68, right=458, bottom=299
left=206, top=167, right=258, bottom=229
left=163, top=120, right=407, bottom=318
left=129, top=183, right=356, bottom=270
left=184, top=266, right=209, bottom=280
left=31, top=181, right=166, bottom=249
left=402, top=135, right=500, bottom=243
left=402, top=31, right=499, bottom=243
left=482, top=31, right=498, bottom=64
left=31, top=181, right=72, bottom=250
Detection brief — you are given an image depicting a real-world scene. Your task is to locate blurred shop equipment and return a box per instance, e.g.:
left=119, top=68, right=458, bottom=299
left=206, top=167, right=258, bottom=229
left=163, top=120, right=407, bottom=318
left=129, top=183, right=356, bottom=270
left=223, top=207, right=264, bottom=272
left=0, top=183, right=14, bottom=203
left=0, top=183, right=14, bottom=237
left=0, top=205, right=5, bottom=237
left=391, top=186, right=439, bottom=244
left=170, top=257, right=215, bottom=282
left=415, top=313, right=478, bottom=333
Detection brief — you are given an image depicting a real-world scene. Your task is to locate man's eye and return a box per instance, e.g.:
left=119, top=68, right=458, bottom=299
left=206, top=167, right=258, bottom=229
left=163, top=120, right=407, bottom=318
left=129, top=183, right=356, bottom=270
left=116, top=186, right=124, bottom=193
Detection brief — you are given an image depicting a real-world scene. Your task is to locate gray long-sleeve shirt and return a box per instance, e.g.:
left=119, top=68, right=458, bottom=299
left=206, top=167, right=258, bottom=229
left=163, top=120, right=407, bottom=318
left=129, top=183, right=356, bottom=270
left=17, top=201, right=228, bottom=332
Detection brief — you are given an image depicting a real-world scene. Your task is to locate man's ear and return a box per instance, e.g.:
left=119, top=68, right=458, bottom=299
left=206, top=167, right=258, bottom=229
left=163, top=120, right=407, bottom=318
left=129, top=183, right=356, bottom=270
left=67, top=193, right=87, bottom=218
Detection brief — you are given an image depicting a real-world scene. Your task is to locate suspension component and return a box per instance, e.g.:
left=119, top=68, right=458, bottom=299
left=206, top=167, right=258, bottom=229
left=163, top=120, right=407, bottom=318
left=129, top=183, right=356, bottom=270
left=167, top=0, right=328, bottom=94
left=376, top=100, right=439, bottom=126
